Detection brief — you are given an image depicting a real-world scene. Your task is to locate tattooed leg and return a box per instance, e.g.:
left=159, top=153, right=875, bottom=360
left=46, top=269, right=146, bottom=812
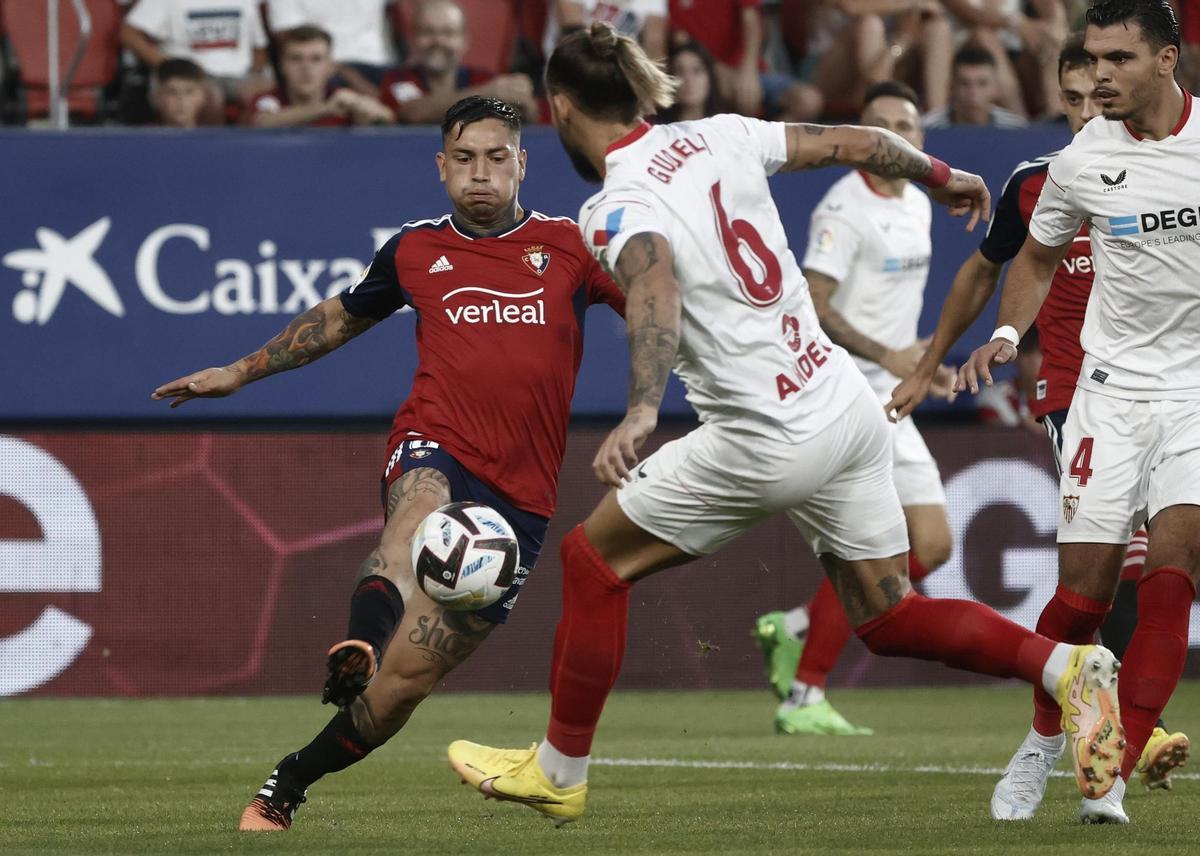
left=372, top=468, right=452, bottom=598
left=350, top=590, right=495, bottom=744
left=819, top=553, right=912, bottom=627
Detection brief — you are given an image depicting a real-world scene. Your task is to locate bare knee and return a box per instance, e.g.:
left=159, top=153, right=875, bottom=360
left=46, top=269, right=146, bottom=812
left=1058, top=542, right=1125, bottom=602
left=910, top=532, right=952, bottom=574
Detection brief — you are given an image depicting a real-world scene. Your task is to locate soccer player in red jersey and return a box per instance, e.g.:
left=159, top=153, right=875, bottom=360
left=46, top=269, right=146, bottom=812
left=890, top=28, right=1190, bottom=818
left=152, top=96, right=624, bottom=831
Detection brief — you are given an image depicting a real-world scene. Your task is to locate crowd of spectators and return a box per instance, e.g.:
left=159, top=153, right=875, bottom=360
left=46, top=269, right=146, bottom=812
left=2, top=0, right=1198, bottom=128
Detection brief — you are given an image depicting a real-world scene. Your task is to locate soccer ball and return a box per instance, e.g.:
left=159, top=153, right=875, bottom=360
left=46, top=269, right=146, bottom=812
left=411, top=502, right=520, bottom=611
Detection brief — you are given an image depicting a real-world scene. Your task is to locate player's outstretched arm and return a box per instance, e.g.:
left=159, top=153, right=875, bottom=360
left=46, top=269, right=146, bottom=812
left=593, top=232, right=680, bottom=488
left=780, top=124, right=991, bottom=231
left=151, top=296, right=379, bottom=408
left=886, top=249, right=1004, bottom=421
left=955, top=235, right=1068, bottom=395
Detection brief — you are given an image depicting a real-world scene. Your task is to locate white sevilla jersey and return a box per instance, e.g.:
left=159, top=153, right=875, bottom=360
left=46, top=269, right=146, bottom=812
left=1030, top=91, right=1200, bottom=400
left=802, top=170, right=932, bottom=397
left=580, top=114, right=868, bottom=442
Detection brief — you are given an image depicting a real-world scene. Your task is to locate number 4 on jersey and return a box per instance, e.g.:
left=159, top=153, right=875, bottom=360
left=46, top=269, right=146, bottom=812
left=1069, top=437, right=1095, bottom=486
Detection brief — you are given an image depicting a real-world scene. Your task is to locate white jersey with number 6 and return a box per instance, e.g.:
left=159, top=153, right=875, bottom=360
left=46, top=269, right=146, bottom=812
left=579, top=115, right=869, bottom=443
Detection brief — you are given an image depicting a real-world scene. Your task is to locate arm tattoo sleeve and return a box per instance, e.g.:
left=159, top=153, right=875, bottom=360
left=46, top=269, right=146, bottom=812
left=786, top=124, right=932, bottom=180
left=231, top=300, right=377, bottom=383
left=613, top=233, right=680, bottom=410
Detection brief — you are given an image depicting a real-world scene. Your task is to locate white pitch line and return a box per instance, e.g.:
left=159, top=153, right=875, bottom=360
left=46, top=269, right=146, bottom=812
left=591, top=756, right=1200, bottom=781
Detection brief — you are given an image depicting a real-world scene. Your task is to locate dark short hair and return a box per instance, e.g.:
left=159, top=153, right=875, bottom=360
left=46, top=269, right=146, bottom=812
left=1086, top=0, right=1180, bottom=50
left=441, top=96, right=521, bottom=140
left=1058, top=32, right=1092, bottom=81
left=953, top=43, right=996, bottom=69
left=156, top=57, right=206, bottom=85
left=863, top=80, right=921, bottom=111
left=278, top=24, right=333, bottom=50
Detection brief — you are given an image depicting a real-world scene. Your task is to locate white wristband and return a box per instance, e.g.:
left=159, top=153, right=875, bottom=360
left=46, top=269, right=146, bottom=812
left=991, top=325, right=1020, bottom=348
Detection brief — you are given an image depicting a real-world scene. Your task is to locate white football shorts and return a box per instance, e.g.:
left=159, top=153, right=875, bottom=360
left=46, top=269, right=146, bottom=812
left=1058, top=388, right=1200, bottom=543
left=889, top=402, right=946, bottom=508
left=616, top=387, right=910, bottom=560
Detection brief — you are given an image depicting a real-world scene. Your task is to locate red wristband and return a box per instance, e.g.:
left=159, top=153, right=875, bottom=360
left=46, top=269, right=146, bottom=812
left=918, top=156, right=951, bottom=189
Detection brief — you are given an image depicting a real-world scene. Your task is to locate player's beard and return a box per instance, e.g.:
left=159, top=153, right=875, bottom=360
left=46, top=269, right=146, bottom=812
left=559, top=135, right=603, bottom=184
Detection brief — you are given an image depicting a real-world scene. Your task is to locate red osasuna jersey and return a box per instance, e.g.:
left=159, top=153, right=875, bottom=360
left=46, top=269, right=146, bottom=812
left=341, top=210, right=624, bottom=518
left=979, top=151, right=1093, bottom=418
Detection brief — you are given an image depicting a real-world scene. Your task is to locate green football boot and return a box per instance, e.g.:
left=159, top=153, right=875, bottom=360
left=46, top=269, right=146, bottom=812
left=774, top=700, right=874, bottom=736
left=752, top=611, right=805, bottom=700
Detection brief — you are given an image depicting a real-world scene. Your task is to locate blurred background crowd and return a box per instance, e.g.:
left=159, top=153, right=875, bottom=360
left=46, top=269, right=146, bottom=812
left=5, top=0, right=1199, bottom=130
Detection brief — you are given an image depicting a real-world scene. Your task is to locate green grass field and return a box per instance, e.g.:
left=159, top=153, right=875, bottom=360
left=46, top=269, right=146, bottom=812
left=3, top=682, right=1198, bottom=855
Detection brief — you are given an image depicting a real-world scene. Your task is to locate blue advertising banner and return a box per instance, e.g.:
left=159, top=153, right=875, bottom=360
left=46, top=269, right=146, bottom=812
left=1, top=125, right=1068, bottom=420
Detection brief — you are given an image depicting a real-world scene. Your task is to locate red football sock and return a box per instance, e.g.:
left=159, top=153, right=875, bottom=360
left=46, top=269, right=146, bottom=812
left=795, top=577, right=850, bottom=687
left=545, top=525, right=631, bottom=757
left=1030, top=585, right=1111, bottom=737
left=1117, top=566, right=1194, bottom=779
left=856, top=592, right=1055, bottom=685
left=795, top=552, right=933, bottom=687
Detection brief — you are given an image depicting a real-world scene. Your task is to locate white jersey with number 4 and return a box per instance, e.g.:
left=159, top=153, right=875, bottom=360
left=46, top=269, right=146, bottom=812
left=580, top=115, right=868, bottom=442
left=801, top=171, right=932, bottom=397
left=1029, top=91, right=1200, bottom=399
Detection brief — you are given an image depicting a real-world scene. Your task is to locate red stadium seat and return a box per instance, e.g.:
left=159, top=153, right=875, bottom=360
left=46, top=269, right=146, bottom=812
left=2, top=0, right=120, bottom=120
left=394, top=0, right=517, bottom=74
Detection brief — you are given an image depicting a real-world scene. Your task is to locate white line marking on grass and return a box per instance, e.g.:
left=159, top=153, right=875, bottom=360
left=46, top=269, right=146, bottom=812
left=592, top=757, right=1200, bottom=781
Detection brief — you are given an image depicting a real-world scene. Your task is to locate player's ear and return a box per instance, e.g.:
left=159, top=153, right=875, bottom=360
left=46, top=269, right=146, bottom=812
left=518, top=148, right=527, bottom=181
left=435, top=150, right=447, bottom=184
left=549, top=91, right=572, bottom=125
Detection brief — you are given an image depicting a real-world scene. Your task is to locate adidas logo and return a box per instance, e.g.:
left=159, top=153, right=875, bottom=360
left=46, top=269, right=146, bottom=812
left=428, top=255, right=453, bottom=273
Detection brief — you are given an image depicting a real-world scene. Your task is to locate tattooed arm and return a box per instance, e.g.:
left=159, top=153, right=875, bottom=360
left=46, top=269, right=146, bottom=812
left=592, top=232, right=681, bottom=488
left=151, top=296, right=379, bottom=407
left=780, top=123, right=992, bottom=231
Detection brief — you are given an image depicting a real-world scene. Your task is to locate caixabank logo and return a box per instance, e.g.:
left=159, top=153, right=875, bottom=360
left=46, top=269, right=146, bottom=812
left=1108, top=206, right=1200, bottom=237
left=2, top=218, right=399, bottom=324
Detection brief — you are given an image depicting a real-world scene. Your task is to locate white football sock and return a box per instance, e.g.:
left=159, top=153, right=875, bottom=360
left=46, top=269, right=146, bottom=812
left=1026, top=724, right=1065, bottom=750
left=781, top=680, right=824, bottom=710
left=783, top=606, right=810, bottom=639
left=537, top=739, right=589, bottom=789
left=1041, top=642, right=1073, bottom=697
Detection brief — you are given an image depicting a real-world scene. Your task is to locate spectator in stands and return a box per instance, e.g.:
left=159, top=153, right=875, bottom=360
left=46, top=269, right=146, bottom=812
left=941, top=0, right=1066, bottom=118
left=544, top=1, right=668, bottom=62
left=804, top=0, right=954, bottom=116
left=922, top=44, right=1028, bottom=128
left=153, top=58, right=208, bottom=128
left=121, top=0, right=270, bottom=120
left=267, top=0, right=398, bottom=94
left=656, top=40, right=728, bottom=122
left=669, top=0, right=821, bottom=120
left=381, top=0, right=540, bottom=124
left=249, top=26, right=393, bottom=127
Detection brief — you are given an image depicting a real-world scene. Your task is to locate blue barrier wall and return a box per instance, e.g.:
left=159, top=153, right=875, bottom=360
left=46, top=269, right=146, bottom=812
left=1, top=124, right=1069, bottom=420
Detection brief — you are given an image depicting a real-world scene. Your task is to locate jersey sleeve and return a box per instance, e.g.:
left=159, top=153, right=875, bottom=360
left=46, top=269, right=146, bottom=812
left=339, top=233, right=409, bottom=320
left=1028, top=166, right=1086, bottom=248
left=579, top=189, right=670, bottom=277
left=585, top=251, right=626, bottom=317
left=704, top=113, right=788, bottom=175
left=978, top=169, right=1029, bottom=264
left=800, top=212, right=862, bottom=283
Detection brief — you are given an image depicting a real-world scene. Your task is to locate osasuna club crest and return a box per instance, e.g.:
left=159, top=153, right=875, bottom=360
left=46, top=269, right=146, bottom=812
left=1063, top=494, right=1080, bottom=524
left=522, top=245, right=550, bottom=276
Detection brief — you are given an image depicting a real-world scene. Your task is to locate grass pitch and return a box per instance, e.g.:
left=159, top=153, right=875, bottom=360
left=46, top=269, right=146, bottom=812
left=3, top=682, right=1199, bottom=854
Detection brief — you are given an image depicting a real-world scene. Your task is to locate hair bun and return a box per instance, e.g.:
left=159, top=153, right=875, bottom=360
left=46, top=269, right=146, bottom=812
left=588, top=21, right=619, bottom=57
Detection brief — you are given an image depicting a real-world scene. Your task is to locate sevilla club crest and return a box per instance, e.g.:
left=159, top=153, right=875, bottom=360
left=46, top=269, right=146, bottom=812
left=1063, top=494, right=1080, bottom=524
left=522, top=245, right=550, bottom=276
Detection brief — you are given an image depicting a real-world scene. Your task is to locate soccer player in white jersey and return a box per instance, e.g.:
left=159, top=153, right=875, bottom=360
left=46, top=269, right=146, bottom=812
left=754, top=80, right=959, bottom=736
left=447, top=21, right=1127, bottom=825
left=949, top=0, right=1198, bottom=824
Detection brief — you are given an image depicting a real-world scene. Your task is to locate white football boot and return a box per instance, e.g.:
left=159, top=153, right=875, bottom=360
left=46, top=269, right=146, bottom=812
left=1080, top=775, right=1129, bottom=824
left=991, top=728, right=1066, bottom=820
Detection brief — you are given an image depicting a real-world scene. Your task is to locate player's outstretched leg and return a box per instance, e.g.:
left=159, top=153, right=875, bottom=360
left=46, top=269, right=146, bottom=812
left=322, top=468, right=450, bottom=708
left=823, top=553, right=1125, bottom=802
left=450, top=501, right=693, bottom=825
left=241, top=583, right=494, bottom=829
